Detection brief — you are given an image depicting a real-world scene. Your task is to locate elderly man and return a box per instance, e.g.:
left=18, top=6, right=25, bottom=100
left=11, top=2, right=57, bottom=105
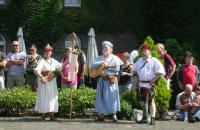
left=175, top=84, right=196, bottom=121
left=133, top=44, right=165, bottom=125
left=6, top=41, right=26, bottom=88
left=91, top=41, right=122, bottom=122
left=157, top=43, right=176, bottom=90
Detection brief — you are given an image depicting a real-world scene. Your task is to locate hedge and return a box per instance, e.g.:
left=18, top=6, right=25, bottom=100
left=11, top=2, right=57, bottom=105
left=0, top=86, right=171, bottom=119
left=0, top=87, right=96, bottom=116
left=0, top=87, right=36, bottom=116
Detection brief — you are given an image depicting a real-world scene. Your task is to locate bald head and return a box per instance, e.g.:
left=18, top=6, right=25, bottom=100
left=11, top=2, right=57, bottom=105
left=12, top=41, right=20, bottom=53
left=12, top=41, right=20, bottom=45
left=184, top=84, right=193, bottom=95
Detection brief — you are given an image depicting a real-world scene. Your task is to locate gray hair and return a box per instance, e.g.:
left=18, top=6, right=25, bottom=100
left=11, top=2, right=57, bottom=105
left=157, top=43, right=165, bottom=50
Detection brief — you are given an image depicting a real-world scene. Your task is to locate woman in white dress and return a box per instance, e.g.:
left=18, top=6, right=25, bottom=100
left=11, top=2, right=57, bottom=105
left=34, top=44, right=62, bottom=121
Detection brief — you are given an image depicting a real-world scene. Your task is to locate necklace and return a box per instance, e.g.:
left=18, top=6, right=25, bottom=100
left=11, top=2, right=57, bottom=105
left=45, top=58, right=52, bottom=66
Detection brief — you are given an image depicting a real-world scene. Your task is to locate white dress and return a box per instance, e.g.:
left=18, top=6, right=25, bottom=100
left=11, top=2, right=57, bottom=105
left=34, top=58, right=62, bottom=113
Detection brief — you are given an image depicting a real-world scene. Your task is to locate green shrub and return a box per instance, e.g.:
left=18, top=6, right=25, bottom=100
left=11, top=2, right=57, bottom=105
left=58, top=87, right=96, bottom=116
left=134, top=36, right=161, bottom=63
left=0, top=87, right=166, bottom=119
left=118, top=90, right=144, bottom=119
left=154, top=77, right=172, bottom=118
left=118, top=100, right=132, bottom=120
left=0, top=87, right=36, bottom=116
left=164, top=39, right=197, bottom=65
left=0, top=87, right=96, bottom=116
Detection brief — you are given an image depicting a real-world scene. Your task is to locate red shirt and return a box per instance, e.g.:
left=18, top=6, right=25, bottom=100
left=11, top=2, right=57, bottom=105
left=181, top=64, right=198, bottom=88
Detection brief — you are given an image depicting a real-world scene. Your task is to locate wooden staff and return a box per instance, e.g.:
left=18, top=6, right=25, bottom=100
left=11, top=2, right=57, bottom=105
left=69, top=32, right=77, bottom=120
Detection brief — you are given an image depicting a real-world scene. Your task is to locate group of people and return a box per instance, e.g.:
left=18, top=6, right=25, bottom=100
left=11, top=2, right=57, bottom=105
left=1, top=40, right=200, bottom=124
left=0, top=40, right=87, bottom=121
left=91, top=41, right=200, bottom=125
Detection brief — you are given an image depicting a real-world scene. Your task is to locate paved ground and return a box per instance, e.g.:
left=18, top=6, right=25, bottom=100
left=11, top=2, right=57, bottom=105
left=0, top=117, right=199, bottom=130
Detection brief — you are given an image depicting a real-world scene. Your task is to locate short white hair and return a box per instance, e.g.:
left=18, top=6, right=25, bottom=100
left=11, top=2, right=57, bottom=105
left=157, top=43, right=165, bottom=50
left=102, top=41, right=113, bottom=48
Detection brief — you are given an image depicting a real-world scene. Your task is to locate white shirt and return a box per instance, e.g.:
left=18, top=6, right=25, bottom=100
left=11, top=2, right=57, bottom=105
left=175, top=92, right=196, bottom=107
left=133, top=56, right=165, bottom=88
left=129, top=50, right=138, bottom=63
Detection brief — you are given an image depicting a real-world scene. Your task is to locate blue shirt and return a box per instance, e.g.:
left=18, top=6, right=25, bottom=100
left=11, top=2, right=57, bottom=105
left=7, top=52, right=26, bottom=76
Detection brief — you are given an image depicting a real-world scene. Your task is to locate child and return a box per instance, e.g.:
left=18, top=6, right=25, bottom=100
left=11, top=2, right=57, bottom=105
left=180, top=93, right=191, bottom=122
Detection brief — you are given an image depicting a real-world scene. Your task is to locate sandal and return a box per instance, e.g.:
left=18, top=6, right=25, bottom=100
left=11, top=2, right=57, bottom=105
left=95, top=116, right=104, bottom=122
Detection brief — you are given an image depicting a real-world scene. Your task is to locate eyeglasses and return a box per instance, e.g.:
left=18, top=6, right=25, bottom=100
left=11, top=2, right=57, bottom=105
left=12, top=45, right=19, bottom=47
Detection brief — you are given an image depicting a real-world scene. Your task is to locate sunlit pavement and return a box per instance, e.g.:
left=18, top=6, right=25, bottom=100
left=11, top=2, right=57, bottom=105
left=0, top=117, right=199, bottom=130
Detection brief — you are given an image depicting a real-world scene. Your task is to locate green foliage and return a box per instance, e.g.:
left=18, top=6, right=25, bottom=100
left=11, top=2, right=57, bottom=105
left=0, top=87, right=36, bottom=115
left=164, top=38, right=197, bottom=65
left=0, top=0, right=199, bottom=60
left=134, top=36, right=160, bottom=63
left=118, top=100, right=132, bottom=120
left=58, top=87, right=96, bottom=115
left=0, top=85, right=171, bottom=119
left=118, top=90, right=144, bottom=119
left=154, top=77, right=171, bottom=118
left=0, top=87, right=96, bottom=116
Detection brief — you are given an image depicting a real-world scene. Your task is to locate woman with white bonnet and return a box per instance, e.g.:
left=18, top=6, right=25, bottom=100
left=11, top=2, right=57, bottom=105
left=91, top=41, right=122, bottom=122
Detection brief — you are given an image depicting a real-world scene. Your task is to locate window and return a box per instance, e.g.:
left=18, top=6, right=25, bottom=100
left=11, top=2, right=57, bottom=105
left=64, top=0, right=81, bottom=7
left=65, top=34, right=81, bottom=49
left=0, top=0, right=5, bottom=4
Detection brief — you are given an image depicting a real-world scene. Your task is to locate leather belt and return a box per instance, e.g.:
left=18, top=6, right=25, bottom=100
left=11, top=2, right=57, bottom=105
left=139, top=80, right=151, bottom=83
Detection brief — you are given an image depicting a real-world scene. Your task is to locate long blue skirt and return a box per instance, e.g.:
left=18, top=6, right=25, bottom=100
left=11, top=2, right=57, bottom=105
left=95, top=78, right=120, bottom=115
